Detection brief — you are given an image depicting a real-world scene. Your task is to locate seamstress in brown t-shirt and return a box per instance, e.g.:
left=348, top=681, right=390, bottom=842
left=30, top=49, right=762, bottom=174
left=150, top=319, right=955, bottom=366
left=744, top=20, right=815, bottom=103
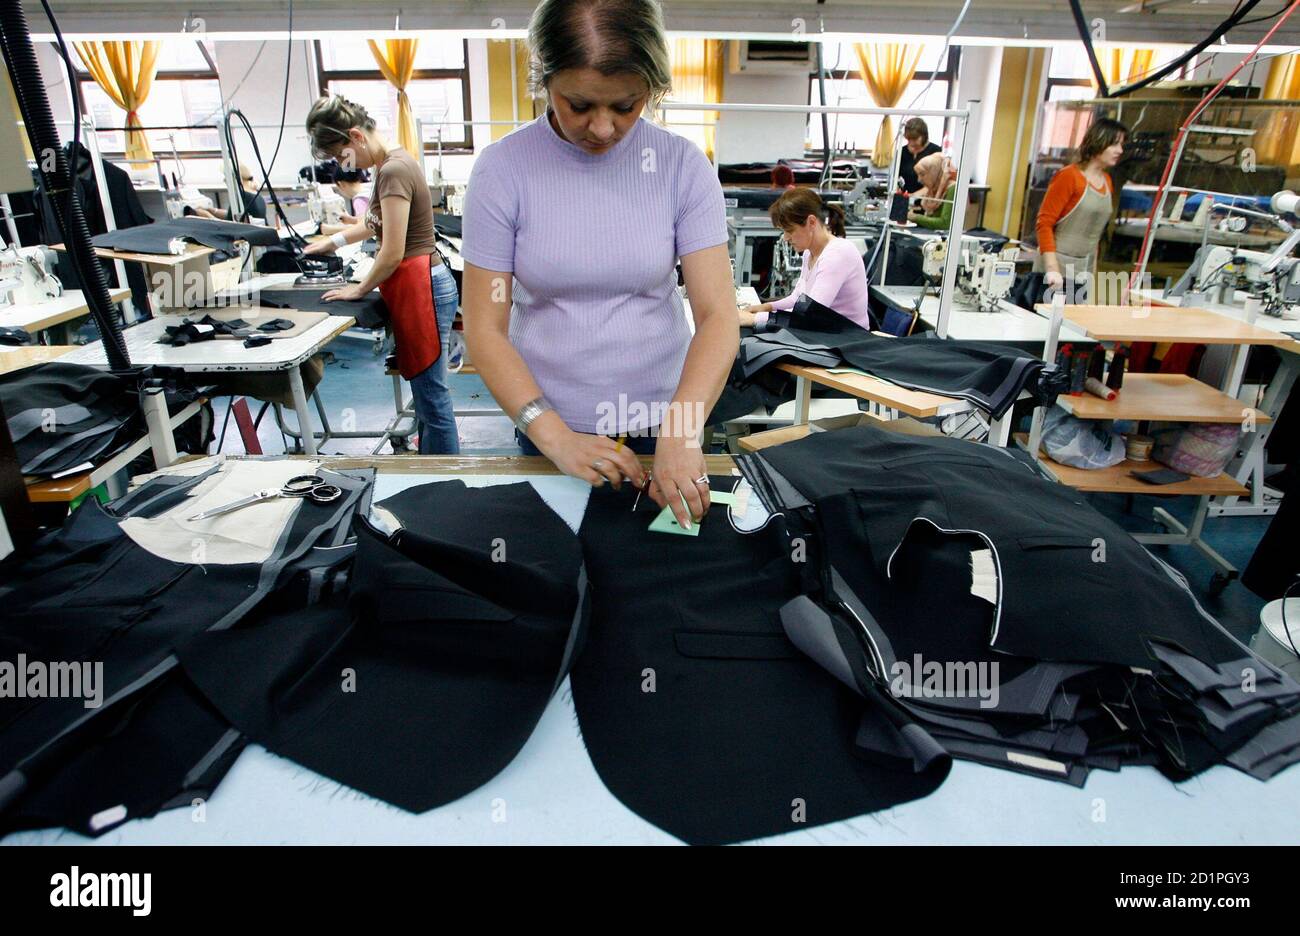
left=304, top=95, right=461, bottom=453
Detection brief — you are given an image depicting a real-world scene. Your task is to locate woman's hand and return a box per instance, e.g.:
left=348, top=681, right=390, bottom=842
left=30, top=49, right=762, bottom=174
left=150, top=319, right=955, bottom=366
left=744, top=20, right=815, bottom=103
left=907, top=209, right=922, bottom=222
left=321, top=284, right=366, bottom=302
left=340, top=213, right=359, bottom=225
left=303, top=238, right=336, bottom=256
left=531, top=421, right=645, bottom=491
left=649, top=432, right=710, bottom=530
left=738, top=308, right=756, bottom=327
left=1044, top=270, right=1064, bottom=291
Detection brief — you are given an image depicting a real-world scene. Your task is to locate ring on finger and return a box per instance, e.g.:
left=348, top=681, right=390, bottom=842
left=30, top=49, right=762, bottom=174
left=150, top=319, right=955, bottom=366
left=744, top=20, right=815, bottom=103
left=693, top=475, right=709, bottom=486
left=592, top=458, right=606, bottom=470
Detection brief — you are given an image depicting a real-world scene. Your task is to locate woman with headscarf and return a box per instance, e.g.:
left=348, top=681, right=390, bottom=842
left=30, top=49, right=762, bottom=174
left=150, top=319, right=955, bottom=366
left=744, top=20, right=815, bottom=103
left=908, top=152, right=957, bottom=231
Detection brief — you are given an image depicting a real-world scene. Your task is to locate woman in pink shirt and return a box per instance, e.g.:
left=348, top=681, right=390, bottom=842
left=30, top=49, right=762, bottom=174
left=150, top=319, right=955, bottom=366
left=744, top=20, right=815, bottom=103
left=739, top=189, right=870, bottom=331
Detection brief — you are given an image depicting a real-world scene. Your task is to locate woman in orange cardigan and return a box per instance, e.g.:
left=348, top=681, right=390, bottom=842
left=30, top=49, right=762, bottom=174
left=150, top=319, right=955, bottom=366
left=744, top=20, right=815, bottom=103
left=1035, top=117, right=1127, bottom=292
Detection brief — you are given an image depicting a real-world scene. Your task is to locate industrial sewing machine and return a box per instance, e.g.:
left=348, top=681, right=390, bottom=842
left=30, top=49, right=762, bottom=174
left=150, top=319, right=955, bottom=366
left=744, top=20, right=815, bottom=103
left=0, top=245, right=63, bottom=307
left=1171, top=191, right=1300, bottom=319
left=307, top=185, right=349, bottom=227
left=921, top=235, right=1019, bottom=313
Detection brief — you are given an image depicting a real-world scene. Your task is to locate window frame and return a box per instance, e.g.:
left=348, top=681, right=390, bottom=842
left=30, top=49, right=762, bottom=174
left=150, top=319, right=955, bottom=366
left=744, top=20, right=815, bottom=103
left=69, top=40, right=224, bottom=159
left=314, top=39, right=474, bottom=153
left=805, top=44, right=961, bottom=155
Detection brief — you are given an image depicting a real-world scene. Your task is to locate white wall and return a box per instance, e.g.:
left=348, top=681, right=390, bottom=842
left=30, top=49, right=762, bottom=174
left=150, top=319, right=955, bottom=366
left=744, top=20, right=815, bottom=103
left=953, top=45, right=1000, bottom=186
left=213, top=39, right=319, bottom=188
left=714, top=69, right=810, bottom=165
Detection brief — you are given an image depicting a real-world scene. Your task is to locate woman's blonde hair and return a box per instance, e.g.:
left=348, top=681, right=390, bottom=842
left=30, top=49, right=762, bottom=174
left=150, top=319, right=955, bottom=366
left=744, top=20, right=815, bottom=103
left=305, top=95, right=376, bottom=160
left=526, top=0, right=672, bottom=106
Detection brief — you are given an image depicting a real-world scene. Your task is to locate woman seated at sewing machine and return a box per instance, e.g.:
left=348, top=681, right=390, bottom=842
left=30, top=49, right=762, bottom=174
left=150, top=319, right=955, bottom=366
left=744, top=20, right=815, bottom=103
left=738, top=188, right=871, bottom=331
left=908, top=153, right=956, bottom=231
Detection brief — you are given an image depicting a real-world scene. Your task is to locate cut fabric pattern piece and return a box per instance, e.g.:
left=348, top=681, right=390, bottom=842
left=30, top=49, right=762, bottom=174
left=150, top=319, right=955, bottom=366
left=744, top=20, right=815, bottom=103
left=256, top=289, right=389, bottom=329
left=737, top=320, right=1066, bottom=419
left=119, top=458, right=322, bottom=565
left=571, top=478, right=949, bottom=845
left=90, top=217, right=281, bottom=255
left=178, top=480, right=589, bottom=814
left=736, top=424, right=1300, bottom=786
left=0, top=465, right=372, bottom=837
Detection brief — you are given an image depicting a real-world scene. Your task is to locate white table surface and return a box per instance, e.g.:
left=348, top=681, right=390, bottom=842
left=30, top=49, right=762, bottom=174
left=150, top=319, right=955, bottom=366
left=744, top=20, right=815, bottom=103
left=7, top=468, right=1299, bottom=846
left=874, top=285, right=1092, bottom=344
left=0, top=288, right=131, bottom=334
left=59, top=313, right=355, bottom=374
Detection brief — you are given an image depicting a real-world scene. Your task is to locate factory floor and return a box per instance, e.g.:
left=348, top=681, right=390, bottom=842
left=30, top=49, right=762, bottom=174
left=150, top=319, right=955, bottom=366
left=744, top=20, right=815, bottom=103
left=209, top=333, right=1274, bottom=646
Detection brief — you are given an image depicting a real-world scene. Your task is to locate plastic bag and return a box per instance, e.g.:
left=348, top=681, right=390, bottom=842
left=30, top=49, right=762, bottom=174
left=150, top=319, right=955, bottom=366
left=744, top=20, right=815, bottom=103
left=1041, top=408, right=1127, bottom=469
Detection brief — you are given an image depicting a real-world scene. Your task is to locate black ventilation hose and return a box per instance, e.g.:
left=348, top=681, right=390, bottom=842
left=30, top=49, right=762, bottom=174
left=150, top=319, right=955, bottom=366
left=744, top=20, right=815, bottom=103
left=0, top=0, right=130, bottom=370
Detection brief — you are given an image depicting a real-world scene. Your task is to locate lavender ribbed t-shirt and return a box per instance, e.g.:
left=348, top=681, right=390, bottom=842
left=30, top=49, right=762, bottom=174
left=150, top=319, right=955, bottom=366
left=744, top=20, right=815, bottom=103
left=461, top=112, right=727, bottom=433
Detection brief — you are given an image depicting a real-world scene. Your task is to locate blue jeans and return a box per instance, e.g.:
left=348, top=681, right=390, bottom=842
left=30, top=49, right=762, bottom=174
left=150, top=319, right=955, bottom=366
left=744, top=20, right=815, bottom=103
left=409, top=261, right=460, bottom=454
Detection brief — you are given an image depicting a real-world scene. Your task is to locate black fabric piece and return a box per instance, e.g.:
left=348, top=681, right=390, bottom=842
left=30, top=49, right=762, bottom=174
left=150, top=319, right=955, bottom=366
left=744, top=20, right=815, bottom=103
left=571, top=478, right=949, bottom=845
left=0, top=466, right=372, bottom=834
left=738, top=320, right=1063, bottom=419
left=1, top=672, right=243, bottom=838
left=177, top=480, right=589, bottom=814
left=1242, top=473, right=1300, bottom=600
left=755, top=424, right=1242, bottom=669
left=35, top=144, right=153, bottom=313
left=0, top=327, right=33, bottom=346
left=738, top=425, right=1300, bottom=786
left=0, top=361, right=141, bottom=477
left=257, top=289, right=389, bottom=329
left=91, top=217, right=280, bottom=255
left=433, top=214, right=462, bottom=238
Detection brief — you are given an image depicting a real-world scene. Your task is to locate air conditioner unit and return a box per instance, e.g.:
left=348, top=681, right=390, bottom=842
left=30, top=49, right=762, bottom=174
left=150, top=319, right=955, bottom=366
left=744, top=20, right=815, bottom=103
left=728, top=40, right=814, bottom=75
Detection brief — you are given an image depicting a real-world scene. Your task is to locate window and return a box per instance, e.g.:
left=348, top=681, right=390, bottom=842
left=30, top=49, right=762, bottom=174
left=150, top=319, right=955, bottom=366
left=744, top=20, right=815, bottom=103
left=807, top=44, right=957, bottom=155
left=70, top=40, right=223, bottom=156
left=1046, top=45, right=1187, bottom=101
left=316, top=37, right=472, bottom=152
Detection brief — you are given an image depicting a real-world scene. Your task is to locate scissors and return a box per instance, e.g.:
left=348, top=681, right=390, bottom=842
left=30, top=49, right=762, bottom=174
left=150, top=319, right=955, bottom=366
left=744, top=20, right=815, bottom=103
left=188, top=475, right=343, bottom=521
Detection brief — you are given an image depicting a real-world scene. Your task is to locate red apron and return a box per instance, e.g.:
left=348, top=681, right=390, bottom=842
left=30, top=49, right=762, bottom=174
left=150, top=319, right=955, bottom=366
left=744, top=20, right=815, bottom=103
left=380, top=253, right=442, bottom=380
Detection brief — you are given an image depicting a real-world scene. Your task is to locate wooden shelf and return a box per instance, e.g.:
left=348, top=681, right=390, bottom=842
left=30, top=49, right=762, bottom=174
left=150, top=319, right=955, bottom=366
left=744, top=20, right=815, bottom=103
left=777, top=363, right=967, bottom=419
left=54, top=242, right=216, bottom=266
left=1014, top=433, right=1248, bottom=496
left=0, top=345, right=77, bottom=376
left=737, top=424, right=812, bottom=452
left=1034, top=303, right=1293, bottom=346
left=1056, top=373, right=1271, bottom=424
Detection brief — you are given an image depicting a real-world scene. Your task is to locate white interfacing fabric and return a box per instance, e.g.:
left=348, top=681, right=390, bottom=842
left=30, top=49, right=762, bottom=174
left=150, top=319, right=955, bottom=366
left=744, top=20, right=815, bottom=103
left=120, top=459, right=321, bottom=565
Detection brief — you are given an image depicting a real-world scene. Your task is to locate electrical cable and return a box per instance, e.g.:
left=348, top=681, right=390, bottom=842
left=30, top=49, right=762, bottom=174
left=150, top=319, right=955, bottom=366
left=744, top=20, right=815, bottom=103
left=1130, top=0, right=1300, bottom=288
left=1070, top=0, right=1265, bottom=99
left=0, top=0, right=129, bottom=368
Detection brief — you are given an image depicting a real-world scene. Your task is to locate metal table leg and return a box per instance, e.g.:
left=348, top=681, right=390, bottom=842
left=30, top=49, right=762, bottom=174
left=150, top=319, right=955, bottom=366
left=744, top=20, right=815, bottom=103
left=287, top=366, right=318, bottom=456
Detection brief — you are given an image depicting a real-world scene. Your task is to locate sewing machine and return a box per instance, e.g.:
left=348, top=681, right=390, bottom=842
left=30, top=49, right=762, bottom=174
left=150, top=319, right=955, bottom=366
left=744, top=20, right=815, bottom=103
left=0, top=245, right=64, bottom=307
left=307, top=185, right=348, bottom=227
left=1171, top=190, right=1300, bottom=319
left=921, top=235, right=1019, bottom=313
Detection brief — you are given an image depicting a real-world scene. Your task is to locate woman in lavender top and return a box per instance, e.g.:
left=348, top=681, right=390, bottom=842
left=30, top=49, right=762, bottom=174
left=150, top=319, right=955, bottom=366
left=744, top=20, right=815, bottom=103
left=462, top=0, right=738, bottom=530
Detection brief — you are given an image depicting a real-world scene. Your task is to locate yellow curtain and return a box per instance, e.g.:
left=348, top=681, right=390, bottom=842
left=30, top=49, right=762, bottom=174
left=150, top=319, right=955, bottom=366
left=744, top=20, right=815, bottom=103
left=1257, top=53, right=1300, bottom=171
left=1091, top=47, right=1156, bottom=89
left=853, top=43, right=924, bottom=167
left=73, top=40, right=160, bottom=165
left=368, top=38, right=421, bottom=154
left=669, top=39, right=725, bottom=160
